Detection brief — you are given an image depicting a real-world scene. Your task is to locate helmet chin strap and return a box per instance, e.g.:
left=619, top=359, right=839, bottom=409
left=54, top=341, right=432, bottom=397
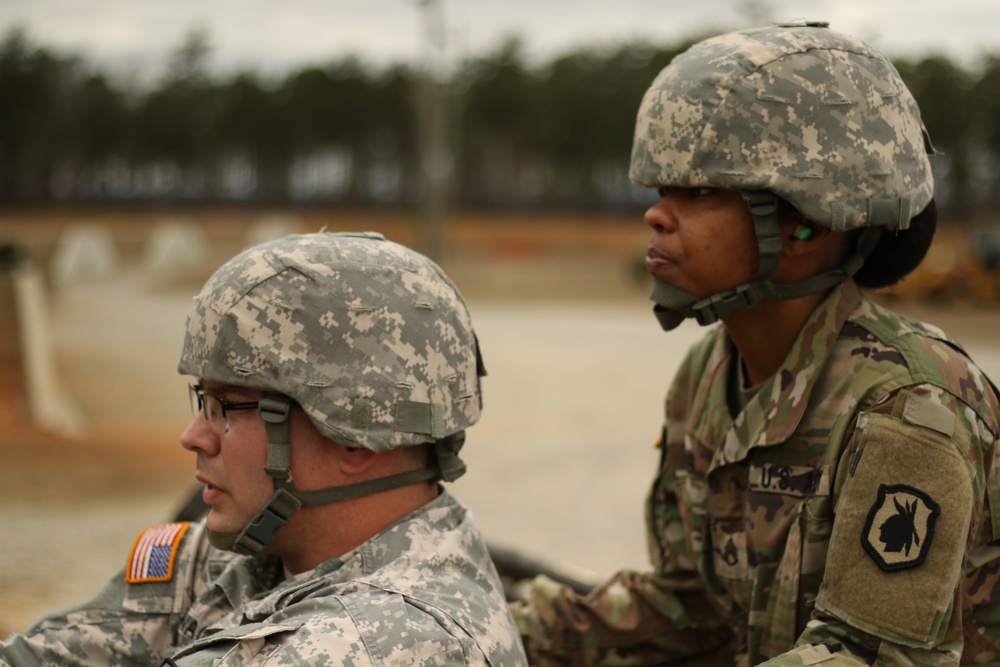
left=650, top=191, right=782, bottom=330
left=210, top=395, right=469, bottom=557
left=649, top=190, right=884, bottom=331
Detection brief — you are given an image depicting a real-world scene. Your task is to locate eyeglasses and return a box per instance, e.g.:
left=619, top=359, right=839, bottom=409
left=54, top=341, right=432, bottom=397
left=188, top=383, right=260, bottom=435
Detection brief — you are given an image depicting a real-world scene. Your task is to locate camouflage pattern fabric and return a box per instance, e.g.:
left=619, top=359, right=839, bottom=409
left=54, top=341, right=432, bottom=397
left=0, top=491, right=528, bottom=666
left=511, top=280, right=1000, bottom=666
left=178, top=231, right=483, bottom=452
left=629, top=23, right=933, bottom=232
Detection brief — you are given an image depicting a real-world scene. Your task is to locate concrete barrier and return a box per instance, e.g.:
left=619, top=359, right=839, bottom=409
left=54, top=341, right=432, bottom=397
left=143, top=219, right=209, bottom=273
left=49, top=223, right=120, bottom=289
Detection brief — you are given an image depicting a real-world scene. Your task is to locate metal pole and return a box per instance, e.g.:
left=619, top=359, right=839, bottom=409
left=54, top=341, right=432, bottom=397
left=416, top=0, right=451, bottom=261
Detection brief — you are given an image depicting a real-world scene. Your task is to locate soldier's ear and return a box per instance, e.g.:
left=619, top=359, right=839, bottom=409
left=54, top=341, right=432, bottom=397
left=338, top=445, right=378, bottom=475
left=780, top=217, right=829, bottom=257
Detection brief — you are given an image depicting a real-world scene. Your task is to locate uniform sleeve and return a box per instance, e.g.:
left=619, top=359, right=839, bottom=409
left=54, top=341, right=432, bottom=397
left=763, top=384, right=998, bottom=667
left=0, top=568, right=178, bottom=667
left=507, top=341, right=733, bottom=667
left=510, top=431, right=734, bottom=665
left=509, top=568, right=734, bottom=667
left=0, top=522, right=199, bottom=667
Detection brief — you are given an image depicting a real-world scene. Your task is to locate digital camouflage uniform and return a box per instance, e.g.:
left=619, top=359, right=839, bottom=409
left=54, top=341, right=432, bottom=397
left=513, top=281, right=1000, bottom=667
left=0, top=491, right=526, bottom=666
left=511, top=22, right=1000, bottom=667
left=0, top=232, right=527, bottom=665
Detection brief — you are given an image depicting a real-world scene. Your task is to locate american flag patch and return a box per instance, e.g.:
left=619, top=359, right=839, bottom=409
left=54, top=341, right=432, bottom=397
left=126, top=522, right=190, bottom=584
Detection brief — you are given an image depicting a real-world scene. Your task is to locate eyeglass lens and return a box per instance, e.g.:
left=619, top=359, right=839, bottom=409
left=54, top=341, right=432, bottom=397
left=188, top=384, right=226, bottom=433
left=188, top=384, right=263, bottom=434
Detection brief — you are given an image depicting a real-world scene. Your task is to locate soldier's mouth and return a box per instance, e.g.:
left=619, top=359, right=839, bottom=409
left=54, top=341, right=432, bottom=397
left=646, top=248, right=673, bottom=272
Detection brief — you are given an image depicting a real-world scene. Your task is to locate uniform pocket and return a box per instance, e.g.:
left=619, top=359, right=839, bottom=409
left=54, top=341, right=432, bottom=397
left=745, top=463, right=830, bottom=658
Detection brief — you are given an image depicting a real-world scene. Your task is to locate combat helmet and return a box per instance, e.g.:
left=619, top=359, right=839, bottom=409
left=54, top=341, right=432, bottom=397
left=629, top=21, right=935, bottom=329
left=178, top=231, right=486, bottom=554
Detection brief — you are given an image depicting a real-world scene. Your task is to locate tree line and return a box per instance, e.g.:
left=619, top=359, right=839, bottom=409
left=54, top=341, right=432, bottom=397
left=3, top=26, right=1000, bottom=219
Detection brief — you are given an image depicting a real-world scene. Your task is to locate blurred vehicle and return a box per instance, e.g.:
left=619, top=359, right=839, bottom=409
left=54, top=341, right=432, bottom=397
left=867, top=223, right=1000, bottom=303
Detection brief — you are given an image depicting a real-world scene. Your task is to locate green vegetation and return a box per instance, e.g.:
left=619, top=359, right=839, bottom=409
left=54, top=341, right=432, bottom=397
left=1, top=26, right=998, bottom=218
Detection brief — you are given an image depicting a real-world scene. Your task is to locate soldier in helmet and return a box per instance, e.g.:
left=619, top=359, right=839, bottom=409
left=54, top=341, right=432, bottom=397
left=510, top=22, right=1000, bottom=667
left=0, top=232, right=528, bottom=666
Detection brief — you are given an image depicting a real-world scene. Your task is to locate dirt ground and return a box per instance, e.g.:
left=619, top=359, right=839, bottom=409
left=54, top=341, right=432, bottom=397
left=1, top=209, right=999, bottom=637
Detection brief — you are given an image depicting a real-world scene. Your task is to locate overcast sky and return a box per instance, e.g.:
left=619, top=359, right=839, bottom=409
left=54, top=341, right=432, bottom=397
left=2, top=0, right=998, bottom=81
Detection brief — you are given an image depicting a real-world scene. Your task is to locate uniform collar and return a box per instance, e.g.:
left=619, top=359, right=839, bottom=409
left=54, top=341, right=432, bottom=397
left=711, top=280, right=861, bottom=469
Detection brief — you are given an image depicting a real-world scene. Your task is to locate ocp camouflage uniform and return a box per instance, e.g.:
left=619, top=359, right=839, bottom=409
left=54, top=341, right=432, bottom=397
left=0, top=490, right=528, bottom=666
left=512, top=280, right=1000, bottom=666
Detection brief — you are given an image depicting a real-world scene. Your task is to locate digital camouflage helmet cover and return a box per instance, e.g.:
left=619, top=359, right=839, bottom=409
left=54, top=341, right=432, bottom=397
left=630, top=21, right=935, bottom=329
left=178, top=231, right=485, bottom=554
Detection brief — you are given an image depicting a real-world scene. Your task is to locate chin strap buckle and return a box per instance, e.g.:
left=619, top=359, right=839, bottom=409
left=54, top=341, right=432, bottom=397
left=692, top=283, right=764, bottom=325
left=231, top=487, right=303, bottom=556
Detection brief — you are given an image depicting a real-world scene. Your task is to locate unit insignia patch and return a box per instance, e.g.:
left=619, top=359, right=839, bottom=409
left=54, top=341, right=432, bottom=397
left=861, top=484, right=939, bottom=572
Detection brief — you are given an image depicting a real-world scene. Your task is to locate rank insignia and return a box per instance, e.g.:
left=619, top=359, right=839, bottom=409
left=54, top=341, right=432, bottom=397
left=861, top=484, right=939, bottom=572
left=126, top=522, right=190, bottom=583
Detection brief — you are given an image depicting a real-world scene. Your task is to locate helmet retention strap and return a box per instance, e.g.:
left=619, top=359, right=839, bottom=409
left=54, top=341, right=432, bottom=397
left=228, top=397, right=470, bottom=557
left=768, top=225, right=885, bottom=302
left=651, top=191, right=881, bottom=328
left=296, top=432, right=467, bottom=506
left=678, top=191, right=784, bottom=326
left=231, top=394, right=299, bottom=556
left=686, top=193, right=887, bottom=321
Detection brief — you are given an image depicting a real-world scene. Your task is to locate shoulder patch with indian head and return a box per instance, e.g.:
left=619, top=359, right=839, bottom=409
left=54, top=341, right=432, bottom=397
left=126, top=522, right=190, bottom=584
left=816, top=406, right=974, bottom=644
left=862, top=484, right=940, bottom=571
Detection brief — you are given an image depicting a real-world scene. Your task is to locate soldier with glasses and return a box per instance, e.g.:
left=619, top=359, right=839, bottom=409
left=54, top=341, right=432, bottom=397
left=1, top=232, right=528, bottom=666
